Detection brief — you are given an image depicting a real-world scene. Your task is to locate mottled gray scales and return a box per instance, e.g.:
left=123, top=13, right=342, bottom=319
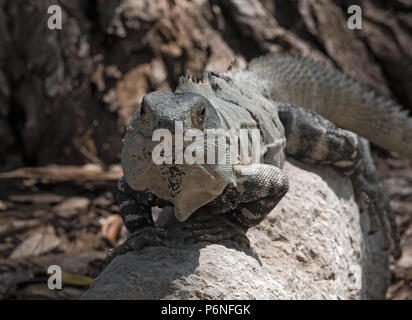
left=107, top=54, right=408, bottom=262
left=278, top=104, right=362, bottom=175
left=249, top=55, right=412, bottom=159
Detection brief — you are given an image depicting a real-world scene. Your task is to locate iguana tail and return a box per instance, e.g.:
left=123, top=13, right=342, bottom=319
left=248, top=55, right=412, bottom=159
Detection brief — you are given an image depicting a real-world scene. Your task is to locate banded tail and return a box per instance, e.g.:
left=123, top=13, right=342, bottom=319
left=248, top=55, right=412, bottom=159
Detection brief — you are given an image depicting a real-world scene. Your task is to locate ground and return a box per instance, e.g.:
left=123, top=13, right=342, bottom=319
left=0, top=152, right=410, bottom=300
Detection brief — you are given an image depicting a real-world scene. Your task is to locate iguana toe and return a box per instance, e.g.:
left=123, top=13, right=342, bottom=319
left=105, top=227, right=167, bottom=263
left=183, top=216, right=249, bottom=248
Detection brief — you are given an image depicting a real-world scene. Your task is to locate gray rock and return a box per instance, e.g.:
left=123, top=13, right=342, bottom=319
left=82, top=159, right=389, bottom=300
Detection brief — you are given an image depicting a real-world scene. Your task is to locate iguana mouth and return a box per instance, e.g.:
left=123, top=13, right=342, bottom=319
left=123, top=156, right=228, bottom=221
left=157, top=163, right=229, bottom=221
left=121, top=125, right=228, bottom=221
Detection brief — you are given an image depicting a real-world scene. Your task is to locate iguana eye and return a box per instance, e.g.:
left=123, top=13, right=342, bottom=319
left=199, top=105, right=206, bottom=119
left=191, top=103, right=206, bottom=128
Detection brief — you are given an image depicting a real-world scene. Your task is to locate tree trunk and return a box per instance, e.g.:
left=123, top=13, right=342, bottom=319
left=1, top=0, right=411, bottom=169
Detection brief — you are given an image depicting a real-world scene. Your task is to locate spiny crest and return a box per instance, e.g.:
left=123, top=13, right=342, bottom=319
left=178, top=69, right=198, bottom=87
left=294, top=55, right=409, bottom=120
left=202, top=70, right=215, bottom=84
left=249, top=53, right=412, bottom=158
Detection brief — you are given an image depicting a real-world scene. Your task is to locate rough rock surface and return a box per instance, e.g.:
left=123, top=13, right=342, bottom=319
left=82, top=160, right=390, bottom=300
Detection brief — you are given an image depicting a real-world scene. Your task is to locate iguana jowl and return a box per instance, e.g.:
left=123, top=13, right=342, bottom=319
left=106, top=55, right=412, bottom=262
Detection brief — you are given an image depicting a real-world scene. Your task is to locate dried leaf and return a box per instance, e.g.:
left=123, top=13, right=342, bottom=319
left=0, top=200, right=7, bottom=210
left=0, top=164, right=122, bottom=182
left=10, top=233, right=62, bottom=259
left=53, top=197, right=91, bottom=218
left=62, top=272, right=94, bottom=286
left=0, top=219, right=41, bottom=239
left=92, top=192, right=114, bottom=208
left=36, top=251, right=105, bottom=275
left=17, top=283, right=60, bottom=299
left=8, top=193, right=64, bottom=204
left=100, top=215, right=122, bottom=242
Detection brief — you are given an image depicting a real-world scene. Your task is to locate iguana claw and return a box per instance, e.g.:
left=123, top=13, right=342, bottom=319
left=183, top=215, right=250, bottom=248
left=105, top=226, right=167, bottom=263
left=352, top=169, right=401, bottom=258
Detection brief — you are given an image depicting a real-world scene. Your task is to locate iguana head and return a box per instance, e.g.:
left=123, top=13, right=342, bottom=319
left=121, top=86, right=234, bottom=222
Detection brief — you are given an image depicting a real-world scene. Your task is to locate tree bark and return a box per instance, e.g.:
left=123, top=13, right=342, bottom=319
left=0, top=0, right=410, bottom=170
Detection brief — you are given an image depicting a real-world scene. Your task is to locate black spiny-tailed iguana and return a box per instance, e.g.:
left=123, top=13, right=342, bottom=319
left=106, top=55, right=411, bottom=262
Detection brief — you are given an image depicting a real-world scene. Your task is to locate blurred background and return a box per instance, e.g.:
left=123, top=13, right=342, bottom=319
left=0, top=0, right=411, bottom=299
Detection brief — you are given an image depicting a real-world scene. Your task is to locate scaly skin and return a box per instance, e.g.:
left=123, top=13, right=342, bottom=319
left=106, top=55, right=406, bottom=262
left=248, top=55, right=412, bottom=159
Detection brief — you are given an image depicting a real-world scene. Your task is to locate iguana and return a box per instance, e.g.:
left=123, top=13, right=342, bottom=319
left=106, top=55, right=412, bottom=262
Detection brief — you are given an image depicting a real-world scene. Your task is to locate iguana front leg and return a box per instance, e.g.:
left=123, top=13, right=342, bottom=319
left=105, top=177, right=168, bottom=262
left=278, top=103, right=401, bottom=257
left=184, top=164, right=289, bottom=247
